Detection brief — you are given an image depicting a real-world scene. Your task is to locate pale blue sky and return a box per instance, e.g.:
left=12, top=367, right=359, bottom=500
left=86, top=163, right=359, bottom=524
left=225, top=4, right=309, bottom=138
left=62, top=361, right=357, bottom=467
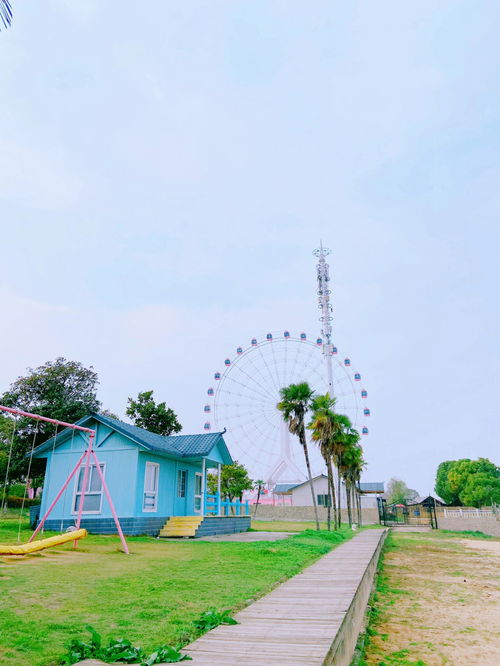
left=1, top=1, right=499, bottom=494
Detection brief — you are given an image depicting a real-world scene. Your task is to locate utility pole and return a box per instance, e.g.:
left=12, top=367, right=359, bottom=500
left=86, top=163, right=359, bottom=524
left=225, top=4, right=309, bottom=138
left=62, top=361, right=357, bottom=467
left=313, top=243, right=334, bottom=394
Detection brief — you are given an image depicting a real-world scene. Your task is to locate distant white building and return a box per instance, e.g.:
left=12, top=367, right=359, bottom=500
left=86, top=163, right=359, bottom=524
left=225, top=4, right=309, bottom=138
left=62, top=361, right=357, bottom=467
left=273, top=474, right=384, bottom=508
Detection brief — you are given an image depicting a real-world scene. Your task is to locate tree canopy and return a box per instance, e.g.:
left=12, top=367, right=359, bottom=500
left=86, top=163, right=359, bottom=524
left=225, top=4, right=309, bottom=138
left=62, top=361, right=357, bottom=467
left=126, top=390, right=182, bottom=436
left=0, top=358, right=101, bottom=486
left=385, top=477, right=419, bottom=505
left=278, top=382, right=320, bottom=530
left=207, top=461, right=253, bottom=501
left=434, top=458, right=499, bottom=507
left=435, top=460, right=457, bottom=504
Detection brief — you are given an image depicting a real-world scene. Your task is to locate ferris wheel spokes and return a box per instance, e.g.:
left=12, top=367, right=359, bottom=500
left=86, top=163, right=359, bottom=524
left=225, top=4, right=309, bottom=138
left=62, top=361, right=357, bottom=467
left=204, top=331, right=370, bottom=483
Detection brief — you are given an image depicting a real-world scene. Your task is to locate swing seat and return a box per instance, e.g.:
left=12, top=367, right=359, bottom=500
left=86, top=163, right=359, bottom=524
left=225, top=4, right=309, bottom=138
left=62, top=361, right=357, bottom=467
left=0, top=528, right=87, bottom=555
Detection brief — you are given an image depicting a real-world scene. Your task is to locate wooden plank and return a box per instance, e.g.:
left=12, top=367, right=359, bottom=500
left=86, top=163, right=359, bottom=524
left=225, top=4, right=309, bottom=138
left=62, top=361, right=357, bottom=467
left=182, top=529, right=386, bottom=665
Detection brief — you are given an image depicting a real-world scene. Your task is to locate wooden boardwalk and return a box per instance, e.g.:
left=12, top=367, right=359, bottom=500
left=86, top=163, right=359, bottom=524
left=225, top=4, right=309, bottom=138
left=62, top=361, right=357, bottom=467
left=183, top=529, right=386, bottom=665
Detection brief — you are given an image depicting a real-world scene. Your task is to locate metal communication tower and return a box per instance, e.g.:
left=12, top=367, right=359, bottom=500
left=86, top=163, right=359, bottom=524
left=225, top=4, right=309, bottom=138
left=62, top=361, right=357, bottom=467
left=313, top=243, right=334, bottom=393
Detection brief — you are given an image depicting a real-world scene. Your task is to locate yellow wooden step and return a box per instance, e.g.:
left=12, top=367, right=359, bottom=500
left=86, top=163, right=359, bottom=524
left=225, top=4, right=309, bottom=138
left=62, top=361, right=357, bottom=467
left=160, top=531, right=195, bottom=538
left=159, top=516, right=204, bottom=538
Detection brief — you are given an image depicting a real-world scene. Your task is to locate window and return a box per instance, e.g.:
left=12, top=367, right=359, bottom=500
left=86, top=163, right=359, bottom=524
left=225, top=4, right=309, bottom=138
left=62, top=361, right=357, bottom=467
left=177, top=469, right=187, bottom=498
left=73, top=464, right=105, bottom=514
left=194, top=472, right=202, bottom=512
left=143, top=462, right=159, bottom=512
left=317, top=494, right=331, bottom=507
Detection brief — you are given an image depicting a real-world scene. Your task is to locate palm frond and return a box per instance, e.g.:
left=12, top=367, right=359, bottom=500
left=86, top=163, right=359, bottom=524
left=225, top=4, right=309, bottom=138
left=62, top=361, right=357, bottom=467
left=0, top=0, right=12, bottom=31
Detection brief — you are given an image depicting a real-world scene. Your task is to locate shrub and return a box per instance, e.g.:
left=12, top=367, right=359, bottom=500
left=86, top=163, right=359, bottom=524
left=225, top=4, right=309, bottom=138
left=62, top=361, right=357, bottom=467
left=193, top=609, right=238, bottom=632
left=62, top=626, right=191, bottom=665
left=4, top=496, right=41, bottom=508
left=8, top=483, right=26, bottom=497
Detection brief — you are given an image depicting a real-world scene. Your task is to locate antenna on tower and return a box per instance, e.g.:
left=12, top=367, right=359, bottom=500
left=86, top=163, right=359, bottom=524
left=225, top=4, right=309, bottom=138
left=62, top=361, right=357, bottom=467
left=313, top=243, right=334, bottom=393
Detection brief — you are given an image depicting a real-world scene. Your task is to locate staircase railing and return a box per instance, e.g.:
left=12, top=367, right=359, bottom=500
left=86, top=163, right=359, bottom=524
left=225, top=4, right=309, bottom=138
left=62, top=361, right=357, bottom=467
left=204, top=493, right=249, bottom=517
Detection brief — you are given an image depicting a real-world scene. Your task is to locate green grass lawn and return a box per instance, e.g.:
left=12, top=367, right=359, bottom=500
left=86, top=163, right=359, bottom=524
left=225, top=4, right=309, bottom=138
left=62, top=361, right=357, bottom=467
left=0, top=511, right=354, bottom=666
left=251, top=519, right=380, bottom=532
left=251, top=519, right=331, bottom=531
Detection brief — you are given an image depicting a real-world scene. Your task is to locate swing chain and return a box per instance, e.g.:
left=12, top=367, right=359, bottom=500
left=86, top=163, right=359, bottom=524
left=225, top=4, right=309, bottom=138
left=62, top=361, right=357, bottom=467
left=1, top=415, right=18, bottom=512
left=17, top=420, right=40, bottom=543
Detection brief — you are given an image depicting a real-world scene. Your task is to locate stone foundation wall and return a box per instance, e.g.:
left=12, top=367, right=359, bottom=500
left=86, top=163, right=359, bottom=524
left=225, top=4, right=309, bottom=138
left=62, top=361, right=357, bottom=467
left=42, top=516, right=168, bottom=536
left=195, top=516, right=251, bottom=537
left=252, top=505, right=379, bottom=524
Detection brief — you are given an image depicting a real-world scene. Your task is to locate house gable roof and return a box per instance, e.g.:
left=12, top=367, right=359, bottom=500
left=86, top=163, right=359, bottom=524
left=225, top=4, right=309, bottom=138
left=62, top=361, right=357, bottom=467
left=359, top=482, right=385, bottom=493
left=407, top=494, right=446, bottom=506
left=273, top=476, right=385, bottom=494
left=273, top=483, right=298, bottom=493
left=273, top=474, right=327, bottom=493
left=32, top=413, right=233, bottom=464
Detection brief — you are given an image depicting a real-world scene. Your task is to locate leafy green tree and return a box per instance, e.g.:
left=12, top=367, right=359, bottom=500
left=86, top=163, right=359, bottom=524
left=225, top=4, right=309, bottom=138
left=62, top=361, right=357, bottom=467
left=277, top=382, right=320, bottom=530
left=385, top=478, right=419, bottom=505
left=126, top=390, right=182, bottom=436
left=0, top=414, right=15, bottom=505
left=0, top=358, right=101, bottom=485
left=435, top=460, right=457, bottom=504
left=448, top=458, right=498, bottom=506
left=99, top=408, right=120, bottom=420
left=459, top=472, right=500, bottom=508
left=435, top=458, right=499, bottom=506
left=207, top=461, right=253, bottom=501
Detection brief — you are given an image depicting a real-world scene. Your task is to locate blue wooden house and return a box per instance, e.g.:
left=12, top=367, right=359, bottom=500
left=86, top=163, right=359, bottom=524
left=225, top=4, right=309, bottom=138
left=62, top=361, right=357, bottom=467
left=32, top=413, right=250, bottom=537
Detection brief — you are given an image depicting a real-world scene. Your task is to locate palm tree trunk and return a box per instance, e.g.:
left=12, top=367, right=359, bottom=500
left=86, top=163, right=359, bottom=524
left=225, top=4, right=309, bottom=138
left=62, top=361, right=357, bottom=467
left=327, top=459, right=337, bottom=531
left=346, top=482, right=352, bottom=526
left=326, top=478, right=331, bottom=531
left=325, top=465, right=331, bottom=531
left=301, top=437, right=320, bottom=531
left=356, top=487, right=362, bottom=525
left=253, top=487, right=261, bottom=518
left=337, top=466, right=342, bottom=528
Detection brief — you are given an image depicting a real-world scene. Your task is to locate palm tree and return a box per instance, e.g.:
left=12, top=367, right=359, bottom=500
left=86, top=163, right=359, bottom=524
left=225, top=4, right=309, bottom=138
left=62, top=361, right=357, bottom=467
left=0, top=1, right=12, bottom=31
left=330, top=412, right=353, bottom=529
left=308, top=393, right=337, bottom=531
left=253, top=479, right=265, bottom=518
left=339, top=429, right=363, bottom=526
left=350, top=445, right=366, bottom=525
left=277, top=382, right=320, bottom=530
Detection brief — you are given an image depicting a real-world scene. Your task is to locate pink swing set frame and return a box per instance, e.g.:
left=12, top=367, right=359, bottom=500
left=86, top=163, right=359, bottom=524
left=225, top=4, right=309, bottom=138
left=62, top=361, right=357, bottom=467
left=0, top=405, right=129, bottom=554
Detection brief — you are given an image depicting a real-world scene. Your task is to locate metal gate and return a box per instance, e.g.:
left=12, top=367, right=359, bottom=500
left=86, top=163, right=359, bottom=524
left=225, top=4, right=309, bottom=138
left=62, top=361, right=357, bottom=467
left=377, top=497, right=437, bottom=528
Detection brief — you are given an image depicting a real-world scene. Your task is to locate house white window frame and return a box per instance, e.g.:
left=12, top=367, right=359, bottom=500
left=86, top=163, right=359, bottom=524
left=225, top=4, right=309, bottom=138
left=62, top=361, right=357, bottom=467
left=72, top=462, right=106, bottom=515
left=317, top=493, right=331, bottom=507
left=194, top=472, right=202, bottom=513
left=177, top=469, right=187, bottom=498
left=143, top=461, right=160, bottom=513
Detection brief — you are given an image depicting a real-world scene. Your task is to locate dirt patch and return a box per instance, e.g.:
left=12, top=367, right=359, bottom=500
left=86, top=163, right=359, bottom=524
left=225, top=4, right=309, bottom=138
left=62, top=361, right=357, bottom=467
left=458, top=539, right=500, bottom=554
left=363, top=533, right=500, bottom=665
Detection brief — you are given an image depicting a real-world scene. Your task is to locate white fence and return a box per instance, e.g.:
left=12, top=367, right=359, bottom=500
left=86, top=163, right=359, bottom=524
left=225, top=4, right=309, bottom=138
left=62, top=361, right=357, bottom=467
left=443, top=508, right=494, bottom=518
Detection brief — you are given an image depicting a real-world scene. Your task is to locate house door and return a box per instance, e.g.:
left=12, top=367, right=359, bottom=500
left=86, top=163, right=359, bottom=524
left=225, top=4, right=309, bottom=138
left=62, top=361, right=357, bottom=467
left=174, top=468, right=188, bottom=515
left=143, top=462, right=159, bottom=512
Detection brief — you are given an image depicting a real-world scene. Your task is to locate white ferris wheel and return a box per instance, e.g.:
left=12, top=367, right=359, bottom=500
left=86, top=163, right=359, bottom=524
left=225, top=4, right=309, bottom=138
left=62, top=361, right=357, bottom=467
left=202, top=246, right=370, bottom=486
left=203, top=333, right=369, bottom=484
